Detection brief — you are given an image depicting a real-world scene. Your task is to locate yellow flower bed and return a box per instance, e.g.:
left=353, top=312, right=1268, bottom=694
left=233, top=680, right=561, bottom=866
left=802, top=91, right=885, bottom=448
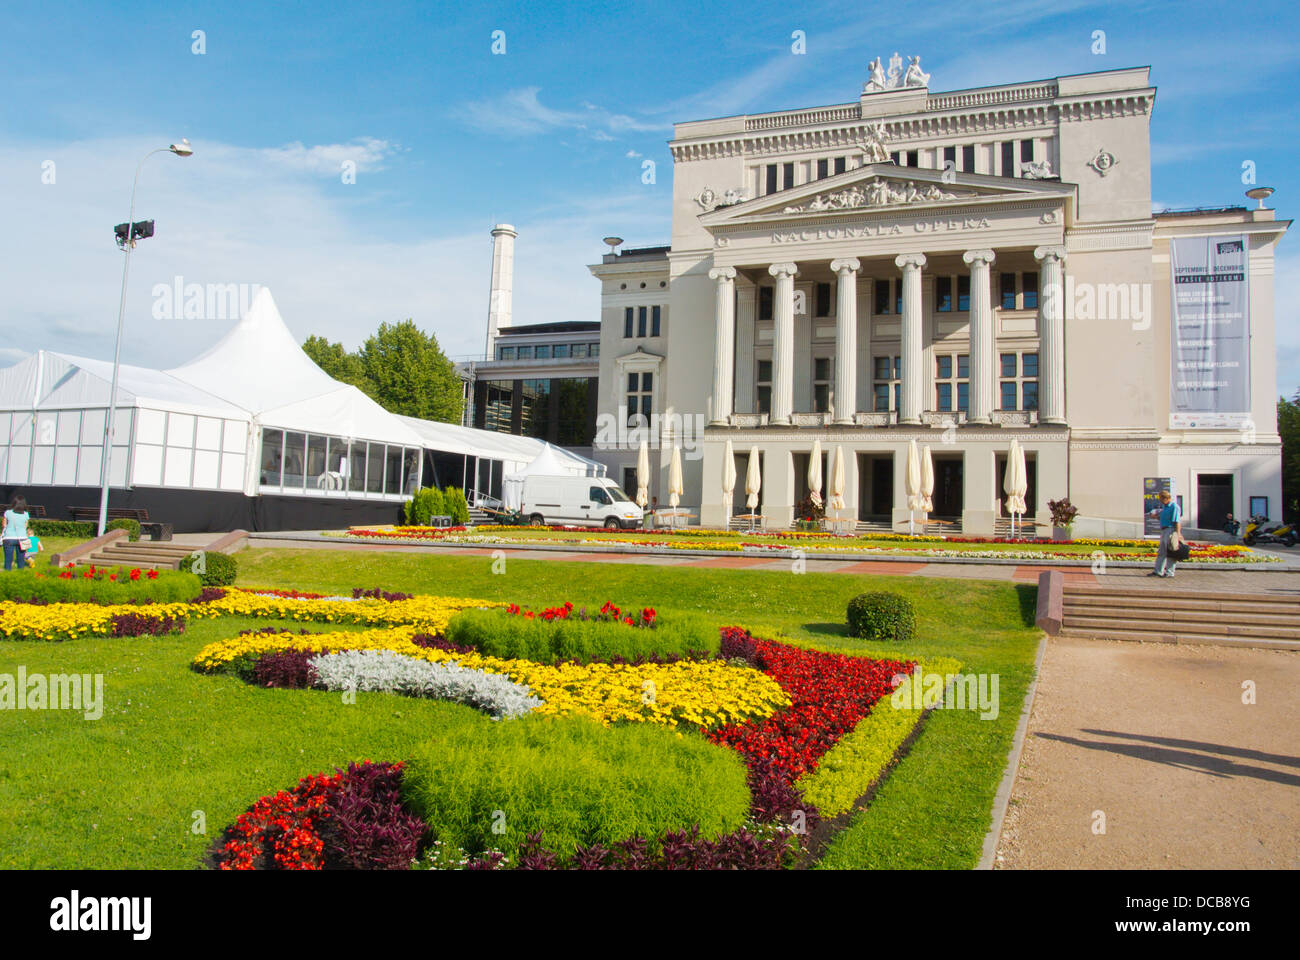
left=192, top=625, right=790, bottom=728
left=192, top=591, right=497, bottom=632
left=0, top=600, right=192, bottom=642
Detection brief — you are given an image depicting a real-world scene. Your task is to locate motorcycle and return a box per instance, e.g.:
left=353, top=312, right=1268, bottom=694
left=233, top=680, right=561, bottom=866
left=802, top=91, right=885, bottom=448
left=1242, top=514, right=1298, bottom=547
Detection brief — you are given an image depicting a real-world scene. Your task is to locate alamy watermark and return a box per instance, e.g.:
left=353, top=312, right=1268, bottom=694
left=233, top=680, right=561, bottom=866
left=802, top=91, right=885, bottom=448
left=594, top=410, right=708, bottom=460
left=891, top=669, right=999, bottom=720
left=151, top=277, right=262, bottom=321
left=1, top=667, right=103, bottom=720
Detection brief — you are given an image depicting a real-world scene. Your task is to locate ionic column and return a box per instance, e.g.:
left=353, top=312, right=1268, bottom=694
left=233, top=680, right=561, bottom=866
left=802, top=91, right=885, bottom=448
left=829, top=258, right=860, bottom=424
left=894, top=253, right=926, bottom=424
left=963, top=249, right=997, bottom=424
left=708, top=266, right=737, bottom=424
left=768, top=262, right=799, bottom=424
left=1034, top=245, right=1067, bottom=424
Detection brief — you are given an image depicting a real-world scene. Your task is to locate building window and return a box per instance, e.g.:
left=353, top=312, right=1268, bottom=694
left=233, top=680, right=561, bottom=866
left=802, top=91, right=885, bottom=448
left=765, top=164, right=778, bottom=195
left=873, top=279, right=901, bottom=316
left=999, top=272, right=1017, bottom=310
left=834, top=156, right=846, bottom=174
left=1249, top=495, right=1269, bottom=518
left=813, top=357, right=832, bottom=413
left=515, top=345, right=532, bottom=360
left=943, top=145, right=956, bottom=171
left=815, top=282, right=832, bottom=318
left=637, top=306, right=647, bottom=338
left=626, top=371, right=652, bottom=426
left=759, top=286, right=774, bottom=321
left=552, top=343, right=570, bottom=359
left=499, top=346, right=515, bottom=360
left=999, top=352, right=1039, bottom=410
left=1022, top=272, right=1039, bottom=310
left=621, top=467, right=638, bottom=500
left=624, top=307, right=634, bottom=338
left=1021, top=139, right=1034, bottom=163
left=889, top=151, right=900, bottom=165
left=756, top=359, right=772, bottom=415
left=589, top=342, right=599, bottom=358
left=962, top=144, right=975, bottom=173
left=873, top=355, right=901, bottom=412
left=535, top=344, right=551, bottom=359
left=997, top=272, right=1040, bottom=310
left=1001, top=141, right=1015, bottom=177
left=935, top=354, right=970, bottom=413
left=570, top=343, right=587, bottom=359
left=936, top=276, right=952, bottom=312
left=817, top=158, right=828, bottom=179
left=957, top=275, right=971, bottom=312
left=651, top=305, right=661, bottom=337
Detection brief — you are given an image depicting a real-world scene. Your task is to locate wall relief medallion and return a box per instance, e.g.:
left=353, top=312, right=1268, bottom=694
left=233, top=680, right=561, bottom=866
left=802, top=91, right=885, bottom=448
left=695, top=186, right=751, bottom=211
left=1087, top=148, right=1118, bottom=177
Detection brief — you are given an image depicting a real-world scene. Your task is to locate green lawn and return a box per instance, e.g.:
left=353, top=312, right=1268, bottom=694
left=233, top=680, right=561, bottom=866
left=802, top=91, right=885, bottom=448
left=0, top=545, right=1041, bottom=869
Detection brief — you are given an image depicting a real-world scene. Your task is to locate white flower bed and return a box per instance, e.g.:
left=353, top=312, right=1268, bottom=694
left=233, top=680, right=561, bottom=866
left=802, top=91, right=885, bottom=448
left=310, top=649, right=543, bottom=719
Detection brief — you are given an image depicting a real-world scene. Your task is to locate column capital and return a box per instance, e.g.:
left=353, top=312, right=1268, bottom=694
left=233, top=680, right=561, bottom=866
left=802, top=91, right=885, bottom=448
left=768, top=261, right=800, bottom=279
left=829, top=257, right=861, bottom=275
left=1033, top=244, right=1067, bottom=264
left=895, top=253, right=927, bottom=271
left=962, top=249, right=997, bottom=267
left=708, top=265, right=737, bottom=282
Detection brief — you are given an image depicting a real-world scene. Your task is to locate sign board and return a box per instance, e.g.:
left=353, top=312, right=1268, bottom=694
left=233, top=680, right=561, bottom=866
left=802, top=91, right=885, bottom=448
left=1169, top=235, right=1250, bottom=429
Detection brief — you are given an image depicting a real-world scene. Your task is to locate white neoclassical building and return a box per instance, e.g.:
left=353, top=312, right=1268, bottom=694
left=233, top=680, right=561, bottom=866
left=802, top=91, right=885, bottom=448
left=589, top=63, right=1290, bottom=536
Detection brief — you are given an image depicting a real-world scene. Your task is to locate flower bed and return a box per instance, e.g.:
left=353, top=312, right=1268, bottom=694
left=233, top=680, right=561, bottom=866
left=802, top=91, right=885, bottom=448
left=206, top=604, right=943, bottom=870
left=0, top=565, right=199, bottom=604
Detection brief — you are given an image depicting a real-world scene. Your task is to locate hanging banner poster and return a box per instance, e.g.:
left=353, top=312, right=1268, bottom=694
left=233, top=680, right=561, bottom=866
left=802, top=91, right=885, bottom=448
left=1169, top=235, right=1250, bottom=429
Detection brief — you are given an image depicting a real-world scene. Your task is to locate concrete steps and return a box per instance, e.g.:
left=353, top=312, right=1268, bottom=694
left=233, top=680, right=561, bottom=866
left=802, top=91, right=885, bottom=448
left=73, top=540, right=196, bottom=571
left=1058, top=583, right=1300, bottom=650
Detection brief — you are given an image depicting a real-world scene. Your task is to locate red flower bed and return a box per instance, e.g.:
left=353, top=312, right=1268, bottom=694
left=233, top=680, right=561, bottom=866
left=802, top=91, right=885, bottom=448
left=709, top=627, right=913, bottom=786
left=503, top=600, right=657, bottom=628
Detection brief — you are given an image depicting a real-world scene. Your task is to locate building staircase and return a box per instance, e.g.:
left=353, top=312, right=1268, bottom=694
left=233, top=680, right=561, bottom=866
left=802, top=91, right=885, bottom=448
left=1058, top=583, right=1300, bottom=650
left=71, top=539, right=199, bottom=572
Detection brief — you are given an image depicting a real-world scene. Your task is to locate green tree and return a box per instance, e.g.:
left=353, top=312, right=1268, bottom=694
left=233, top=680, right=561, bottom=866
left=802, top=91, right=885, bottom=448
left=359, top=319, right=464, bottom=423
left=302, top=335, right=373, bottom=394
left=1279, top=392, right=1300, bottom=522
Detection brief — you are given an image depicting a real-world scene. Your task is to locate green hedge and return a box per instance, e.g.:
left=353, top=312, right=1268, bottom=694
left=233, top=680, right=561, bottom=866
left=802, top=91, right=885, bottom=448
left=404, top=485, right=470, bottom=525
left=30, top=520, right=95, bottom=539
left=445, top=607, right=717, bottom=663
left=178, top=551, right=238, bottom=587
left=402, top=714, right=750, bottom=858
left=106, top=518, right=140, bottom=541
left=0, top=566, right=202, bottom=604
left=846, top=592, right=916, bottom=643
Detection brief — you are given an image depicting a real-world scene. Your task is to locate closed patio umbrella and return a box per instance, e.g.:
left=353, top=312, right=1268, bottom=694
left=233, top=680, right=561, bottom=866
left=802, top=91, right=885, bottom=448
left=1004, top=438, right=1028, bottom=538
left=635, top=439, right=650, bottom=509
left=920, top=444, right=935, bottom=531
left=720, top=438, right=736, bottom=527
left=828, top=445, right=846, bottom=527
left=808, top=438, right=823, bottom=510
left=667, top=445, right=684, bottom=529
left=745, top=445, right=762, bottom=530
left=904, top=438, right=922, bottom=535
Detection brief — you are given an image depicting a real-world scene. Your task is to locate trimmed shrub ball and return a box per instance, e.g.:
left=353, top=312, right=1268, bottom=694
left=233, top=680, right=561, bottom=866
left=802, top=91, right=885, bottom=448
left=846, top=592, right=915, bottom=643
left=180, top=550, right=238, bottom=587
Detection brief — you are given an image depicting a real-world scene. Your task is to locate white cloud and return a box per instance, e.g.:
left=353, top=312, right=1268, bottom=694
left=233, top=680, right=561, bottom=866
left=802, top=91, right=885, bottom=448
left=455, top=87, right=668, bottom=139
left=0, top=136, right=667, bottom=373
left=257, top=137, right=398, bottom=176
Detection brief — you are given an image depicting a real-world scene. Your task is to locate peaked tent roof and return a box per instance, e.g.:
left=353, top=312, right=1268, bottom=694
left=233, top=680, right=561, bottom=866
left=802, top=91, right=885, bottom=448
left=166, top=287, right=424, bottom=446
left=0, top=350, right=245, bottom=417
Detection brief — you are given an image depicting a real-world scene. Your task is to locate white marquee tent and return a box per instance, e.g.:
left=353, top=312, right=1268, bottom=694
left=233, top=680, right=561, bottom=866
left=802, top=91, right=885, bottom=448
left=0, top=288, right=602, bottom=530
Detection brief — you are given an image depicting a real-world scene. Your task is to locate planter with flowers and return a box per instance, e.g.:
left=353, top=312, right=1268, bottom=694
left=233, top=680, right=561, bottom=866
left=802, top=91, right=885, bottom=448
left=1047, top=498, right=1078, bottom=542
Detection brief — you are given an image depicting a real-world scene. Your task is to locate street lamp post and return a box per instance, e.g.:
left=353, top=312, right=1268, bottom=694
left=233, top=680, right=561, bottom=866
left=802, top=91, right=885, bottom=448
left=97, top=139, right=193, bottom=537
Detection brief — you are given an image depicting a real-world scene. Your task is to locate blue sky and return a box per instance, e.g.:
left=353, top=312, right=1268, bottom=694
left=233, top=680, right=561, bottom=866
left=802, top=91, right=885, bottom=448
left=3, top=0, right=1299, bottom=391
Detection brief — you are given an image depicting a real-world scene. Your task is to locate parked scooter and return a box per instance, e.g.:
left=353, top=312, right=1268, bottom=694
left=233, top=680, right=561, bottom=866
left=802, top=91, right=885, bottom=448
left=1242, top=514, right=1298, bottom=547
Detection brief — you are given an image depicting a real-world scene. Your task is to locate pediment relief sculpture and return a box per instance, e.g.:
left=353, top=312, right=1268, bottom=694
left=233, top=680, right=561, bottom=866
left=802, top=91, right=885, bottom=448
left=780, top=177, right=966, bottom=213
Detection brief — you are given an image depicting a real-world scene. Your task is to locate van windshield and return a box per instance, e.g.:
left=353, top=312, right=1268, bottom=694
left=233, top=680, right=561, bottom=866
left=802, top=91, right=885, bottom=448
left=606, top=485, right=633, bottom=503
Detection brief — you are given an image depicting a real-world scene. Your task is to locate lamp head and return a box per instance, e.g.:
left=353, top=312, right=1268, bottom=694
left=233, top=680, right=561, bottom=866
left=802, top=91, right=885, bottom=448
left=169, top=138, right=194, bottom=157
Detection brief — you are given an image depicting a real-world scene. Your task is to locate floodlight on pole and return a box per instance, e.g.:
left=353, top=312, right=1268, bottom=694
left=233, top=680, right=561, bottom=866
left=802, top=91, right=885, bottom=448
left=96, top=140, right=194, bottom=537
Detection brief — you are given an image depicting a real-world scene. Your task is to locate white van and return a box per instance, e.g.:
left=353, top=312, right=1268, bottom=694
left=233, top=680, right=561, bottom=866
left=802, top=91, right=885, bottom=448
left=519, top=475, right=643, bottom=529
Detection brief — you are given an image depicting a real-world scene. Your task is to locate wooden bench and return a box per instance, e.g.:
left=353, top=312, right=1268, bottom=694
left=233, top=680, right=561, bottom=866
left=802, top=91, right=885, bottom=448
left=67, top=506, right=172, bottom=541
left=1, top=504, right=46, bottom=518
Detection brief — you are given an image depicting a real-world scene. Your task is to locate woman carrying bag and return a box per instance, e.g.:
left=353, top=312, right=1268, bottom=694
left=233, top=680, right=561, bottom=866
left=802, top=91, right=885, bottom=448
left=3, top=494, right=32, bottom=571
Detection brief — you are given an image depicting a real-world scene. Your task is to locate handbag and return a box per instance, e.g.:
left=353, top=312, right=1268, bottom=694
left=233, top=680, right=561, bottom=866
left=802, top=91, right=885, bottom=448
left=1168, top=532, right=1191, bottom=561
left=18, top=537, right=31, bottom=551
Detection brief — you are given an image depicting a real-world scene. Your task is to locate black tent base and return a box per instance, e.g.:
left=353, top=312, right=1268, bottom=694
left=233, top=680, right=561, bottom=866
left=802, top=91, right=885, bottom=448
left=2, top=485, right=405, bottom=534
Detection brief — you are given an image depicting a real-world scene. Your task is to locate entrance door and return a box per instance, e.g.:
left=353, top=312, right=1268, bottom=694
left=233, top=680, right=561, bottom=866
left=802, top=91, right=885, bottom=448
left=931, top=457, right=964, bottom=519
left=1197, top=474, right=1234, bottom=530
left=857, top=454, right=894, bottom=521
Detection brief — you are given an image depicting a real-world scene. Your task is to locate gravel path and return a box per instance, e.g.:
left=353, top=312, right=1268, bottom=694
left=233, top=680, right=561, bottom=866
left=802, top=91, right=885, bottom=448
left=994, top=636, right=1300, bottom=869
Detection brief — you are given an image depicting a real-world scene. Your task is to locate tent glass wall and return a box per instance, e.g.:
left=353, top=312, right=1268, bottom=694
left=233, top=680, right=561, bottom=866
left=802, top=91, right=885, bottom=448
left=257, top=427, right=420, bottom=499
left=131, top=408, right=248, bottom=491
left=0, top=407, right=134, bottom=488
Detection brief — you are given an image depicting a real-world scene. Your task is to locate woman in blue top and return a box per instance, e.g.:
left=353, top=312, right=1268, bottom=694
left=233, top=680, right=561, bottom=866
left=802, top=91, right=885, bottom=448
left=1148, top=490, right=1182, bottom=578
left=3, top=494, right=31, bottom=571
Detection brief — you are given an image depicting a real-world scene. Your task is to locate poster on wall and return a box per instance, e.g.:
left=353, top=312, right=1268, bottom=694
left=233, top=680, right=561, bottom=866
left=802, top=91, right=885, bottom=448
left=1169, top=235, right=1250, bottom=429
left=1143, top=477, right=1173, bottom=537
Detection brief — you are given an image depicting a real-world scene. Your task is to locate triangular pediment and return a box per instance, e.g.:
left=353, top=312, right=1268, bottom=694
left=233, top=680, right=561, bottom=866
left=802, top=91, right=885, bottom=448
left=699, top=163, right=1074, bottom=227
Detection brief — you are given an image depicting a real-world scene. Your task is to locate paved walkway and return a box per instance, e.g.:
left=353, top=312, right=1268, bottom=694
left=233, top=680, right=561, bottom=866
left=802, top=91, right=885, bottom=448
left=238, top=532, right=1300, bottom=596
left=994, top=635, right=1300, bottom=868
